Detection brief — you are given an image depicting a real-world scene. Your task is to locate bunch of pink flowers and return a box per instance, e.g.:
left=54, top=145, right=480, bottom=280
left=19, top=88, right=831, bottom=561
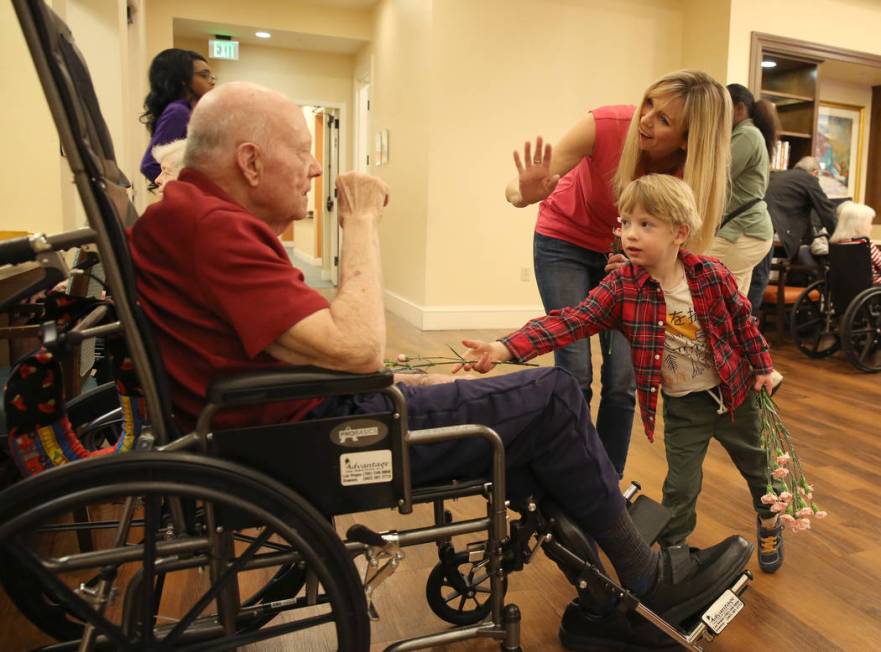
left=758, top=391, right=827, bottom=532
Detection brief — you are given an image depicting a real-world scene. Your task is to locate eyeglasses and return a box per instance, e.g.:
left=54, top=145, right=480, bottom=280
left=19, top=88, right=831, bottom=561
left=195, top=70, right=217, bottom=82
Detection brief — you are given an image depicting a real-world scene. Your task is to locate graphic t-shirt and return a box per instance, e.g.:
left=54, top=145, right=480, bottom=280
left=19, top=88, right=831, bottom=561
left=661, top=278, right=720, bottom=397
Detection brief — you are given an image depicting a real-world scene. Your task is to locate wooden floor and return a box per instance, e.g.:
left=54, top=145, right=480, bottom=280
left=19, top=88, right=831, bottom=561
left=2, top=308, right=880, bottom=651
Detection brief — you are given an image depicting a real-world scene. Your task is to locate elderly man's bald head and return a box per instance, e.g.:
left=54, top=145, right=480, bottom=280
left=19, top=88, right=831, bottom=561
left=183, top=81, right=305, bottom=171
left=181, top=81, right=320, bottom=231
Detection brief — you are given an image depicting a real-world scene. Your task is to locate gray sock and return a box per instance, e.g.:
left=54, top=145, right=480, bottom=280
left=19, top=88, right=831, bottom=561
left=591, top=509, right=659, bottom=596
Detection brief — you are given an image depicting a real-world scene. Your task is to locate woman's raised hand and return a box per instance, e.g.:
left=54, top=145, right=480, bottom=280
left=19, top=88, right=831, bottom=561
left=512, top=137, right=561, bottom=206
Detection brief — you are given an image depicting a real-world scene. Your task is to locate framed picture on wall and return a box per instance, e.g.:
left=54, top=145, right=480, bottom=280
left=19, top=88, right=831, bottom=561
left=815, top=102, right=865, bottom=199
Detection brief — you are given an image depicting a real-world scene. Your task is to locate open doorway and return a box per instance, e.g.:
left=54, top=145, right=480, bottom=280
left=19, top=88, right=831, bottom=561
left=281, top=105, right=340, bottom=288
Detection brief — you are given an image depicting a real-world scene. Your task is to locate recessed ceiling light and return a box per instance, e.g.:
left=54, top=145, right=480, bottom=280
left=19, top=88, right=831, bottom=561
left=255, top=31, right=271, bottom=39
left=761, top=60, right=777, bottom=68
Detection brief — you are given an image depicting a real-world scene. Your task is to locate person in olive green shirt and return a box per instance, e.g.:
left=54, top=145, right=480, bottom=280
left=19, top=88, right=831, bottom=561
left=707, top=84, right=778, bottom=298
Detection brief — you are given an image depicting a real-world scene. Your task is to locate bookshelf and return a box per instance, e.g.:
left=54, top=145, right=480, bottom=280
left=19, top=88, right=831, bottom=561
left=758, top=55, right=820, bottom=170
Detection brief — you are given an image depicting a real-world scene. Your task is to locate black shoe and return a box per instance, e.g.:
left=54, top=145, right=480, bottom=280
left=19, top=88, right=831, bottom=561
left=559, top=600, right=680, bottom=651
left=640, top=535, right=752, bottom=626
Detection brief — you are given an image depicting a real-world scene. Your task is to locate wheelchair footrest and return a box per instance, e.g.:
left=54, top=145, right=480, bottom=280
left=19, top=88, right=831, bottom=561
left=628, top=495, right=671, bottom=545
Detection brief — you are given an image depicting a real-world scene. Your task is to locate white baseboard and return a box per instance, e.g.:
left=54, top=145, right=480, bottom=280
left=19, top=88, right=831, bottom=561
left=384, top=289, right=542, bottom=331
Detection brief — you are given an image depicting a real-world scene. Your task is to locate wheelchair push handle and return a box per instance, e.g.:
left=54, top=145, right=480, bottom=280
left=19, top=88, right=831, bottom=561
left=0, top=228, right=96, bottom=266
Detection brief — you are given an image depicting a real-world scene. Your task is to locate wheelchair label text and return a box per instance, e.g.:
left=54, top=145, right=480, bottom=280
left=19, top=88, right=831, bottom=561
left=701, top=589, right=743, bottom=635
left=331, top=419, right=389, bottom=448
left=340, top=451, right=393, bottom=486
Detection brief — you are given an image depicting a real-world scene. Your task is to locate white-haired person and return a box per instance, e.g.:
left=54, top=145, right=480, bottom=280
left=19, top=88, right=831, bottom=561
left=151, top=138, right=186, bottom=193
left=830, top=201, right=881, bottom=285
left=504, top=70, right=732, bottom=478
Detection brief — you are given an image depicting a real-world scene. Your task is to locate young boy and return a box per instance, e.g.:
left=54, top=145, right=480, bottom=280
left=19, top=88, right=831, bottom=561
left=458, top=174, right=784, bottom=573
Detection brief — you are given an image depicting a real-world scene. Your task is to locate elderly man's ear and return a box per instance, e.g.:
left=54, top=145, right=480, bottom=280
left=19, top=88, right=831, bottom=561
left=236, top=143, right=263, bottom=186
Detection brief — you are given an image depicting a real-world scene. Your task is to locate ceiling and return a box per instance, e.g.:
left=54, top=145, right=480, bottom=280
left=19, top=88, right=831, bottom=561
left=820, top=58, right=881, bottom=86
left=173, top=18, right=367, bottom=55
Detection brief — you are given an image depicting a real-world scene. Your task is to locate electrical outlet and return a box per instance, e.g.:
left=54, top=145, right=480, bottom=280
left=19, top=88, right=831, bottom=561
left=520, top=267, right=531, bottom=282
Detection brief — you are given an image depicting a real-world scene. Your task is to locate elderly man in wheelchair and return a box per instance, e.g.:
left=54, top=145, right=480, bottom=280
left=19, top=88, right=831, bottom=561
left=0, top=4, right=753, bottom=650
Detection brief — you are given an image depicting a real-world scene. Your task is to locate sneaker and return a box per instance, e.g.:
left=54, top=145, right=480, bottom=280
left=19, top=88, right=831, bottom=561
left=770, top=369, right=784, bottom=396
left=559, top=600, right=681, bottom=651
left=639, top=535, right=753, bottom=626
left=757, top=515, right=784, bottom=573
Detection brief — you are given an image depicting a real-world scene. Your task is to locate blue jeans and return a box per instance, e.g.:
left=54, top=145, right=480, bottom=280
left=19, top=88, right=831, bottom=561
left=533, top=233, right=636, bottom=476
left=747, top=247, right=773, bottom=317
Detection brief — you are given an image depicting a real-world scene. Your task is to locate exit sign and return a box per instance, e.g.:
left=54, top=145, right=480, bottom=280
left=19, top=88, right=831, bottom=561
left=209, top=39, right=239, bottom=60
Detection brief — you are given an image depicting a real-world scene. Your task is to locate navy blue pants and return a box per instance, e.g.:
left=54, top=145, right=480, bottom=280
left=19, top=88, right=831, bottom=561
left=313, top=367, right=625, bottom=536
left=533, top=233, right=636, bottom=477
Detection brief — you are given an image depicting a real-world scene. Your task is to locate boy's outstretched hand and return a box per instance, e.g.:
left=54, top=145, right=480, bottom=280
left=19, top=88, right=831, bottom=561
left=754, top=372, right=774, bottom=394
left=451, top=339, right=513, bottom=374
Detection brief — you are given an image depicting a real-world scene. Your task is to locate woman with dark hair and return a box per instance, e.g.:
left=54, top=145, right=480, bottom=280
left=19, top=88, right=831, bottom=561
left=707, top=84, right=779, bottom=298
left=139, top=48, right=215, bottom=183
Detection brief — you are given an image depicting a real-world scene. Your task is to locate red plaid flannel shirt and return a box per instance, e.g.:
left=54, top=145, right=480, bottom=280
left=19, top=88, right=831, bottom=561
left=501, top=250, right=773, bottom=441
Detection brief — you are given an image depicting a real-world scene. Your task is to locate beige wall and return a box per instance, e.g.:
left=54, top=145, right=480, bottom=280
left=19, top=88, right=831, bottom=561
left=681, top=0, right=731, bottom=84
left=1, top=0, right=143, bottom=236
left=0, top=0, right=63, bottom=234
left=727, top=0, right=881, bottom=83
left=356, top=0, right=432, bottom=308
left=818, top=78, right=872, bottom=203
left=423, top=0, right=685, bottom=310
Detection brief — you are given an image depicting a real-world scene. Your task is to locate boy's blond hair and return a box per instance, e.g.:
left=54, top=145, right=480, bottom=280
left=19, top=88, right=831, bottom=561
left=618, top=174, right=703, bottom=242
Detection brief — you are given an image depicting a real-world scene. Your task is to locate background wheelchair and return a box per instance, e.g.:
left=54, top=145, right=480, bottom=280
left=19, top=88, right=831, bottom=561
left=0, top=1, right=752, bottom=649
left=790, top=239, right=881, bottom=372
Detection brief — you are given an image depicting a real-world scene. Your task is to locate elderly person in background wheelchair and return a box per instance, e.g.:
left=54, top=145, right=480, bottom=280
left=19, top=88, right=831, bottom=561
left=830, top=201, right=881, bottom=285
left=150, top=138, right=186, bottom=194
left=129, top=81, right=751, bottom=650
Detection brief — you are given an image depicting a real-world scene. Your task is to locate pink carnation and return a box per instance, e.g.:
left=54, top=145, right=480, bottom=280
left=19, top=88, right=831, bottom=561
left=798, top=518, right=812, bottom=531
left=814, top=511, right=828, bottom=519
left=771, top=467, right=790, bottom=480
left=770, top=502, right=786, bottom=513
left=776, top=453, right=791, bottom=465
left=779, top=513, right=796, bottom=524
left=797, top=507, right=813, bottom=518
left=779, top=492, right=793, bottom=503
left=760, top=493, right=778, bottom=505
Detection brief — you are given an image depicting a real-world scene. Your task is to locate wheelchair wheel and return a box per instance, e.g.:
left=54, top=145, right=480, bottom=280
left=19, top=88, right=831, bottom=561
left=841, top=288, right=881, bottom=373
left=790, top=280, right=840, bottom=358
left=0, top=452, right=369, bottom=651
left=426, top=550, right=506, bottom=625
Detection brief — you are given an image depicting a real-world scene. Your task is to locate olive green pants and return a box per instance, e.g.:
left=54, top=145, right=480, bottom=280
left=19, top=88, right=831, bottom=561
left=659, top=389, right=773, bottom=547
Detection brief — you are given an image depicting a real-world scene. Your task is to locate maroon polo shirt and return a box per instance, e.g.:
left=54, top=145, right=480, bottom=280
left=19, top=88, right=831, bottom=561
left=129, top=168, right=328, bottom=431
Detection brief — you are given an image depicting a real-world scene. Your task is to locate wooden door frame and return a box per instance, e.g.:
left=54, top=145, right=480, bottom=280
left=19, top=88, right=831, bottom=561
left=749, top=32, right=881, bottom=218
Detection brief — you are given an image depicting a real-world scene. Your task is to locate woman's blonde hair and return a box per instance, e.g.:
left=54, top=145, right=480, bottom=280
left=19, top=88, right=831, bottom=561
left=618, top=174, right=702, bottom=239
left=613, top=69, right=731, bottom=253
left=830, top=201, right=876, bottom=242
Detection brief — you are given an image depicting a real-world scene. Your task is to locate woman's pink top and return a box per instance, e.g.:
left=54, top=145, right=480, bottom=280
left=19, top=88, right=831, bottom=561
left=535, top=105, right=635, bottom=254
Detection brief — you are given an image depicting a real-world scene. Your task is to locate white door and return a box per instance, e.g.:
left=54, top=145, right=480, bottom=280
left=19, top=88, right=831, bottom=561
left=323, top=109, right=341, bottom=286
left=356, top=82, right=371, bottom=172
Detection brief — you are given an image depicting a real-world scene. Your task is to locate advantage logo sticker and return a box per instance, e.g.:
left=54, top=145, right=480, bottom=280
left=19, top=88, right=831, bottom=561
left=340, top=450, right=393, bottom=486
left=330, top=419, right=388, bottom=448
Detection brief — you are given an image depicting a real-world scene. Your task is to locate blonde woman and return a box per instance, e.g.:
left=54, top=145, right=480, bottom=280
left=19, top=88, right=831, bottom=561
left=505, top=70, right=731, bottom=476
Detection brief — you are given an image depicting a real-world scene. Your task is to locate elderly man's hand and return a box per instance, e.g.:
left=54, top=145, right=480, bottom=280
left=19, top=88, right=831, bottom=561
left=336, top=171, right=389, bottom=227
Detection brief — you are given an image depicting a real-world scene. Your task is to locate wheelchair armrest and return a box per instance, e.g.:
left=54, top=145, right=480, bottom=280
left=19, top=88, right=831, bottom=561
left=206, top=367, right=394, bottom=408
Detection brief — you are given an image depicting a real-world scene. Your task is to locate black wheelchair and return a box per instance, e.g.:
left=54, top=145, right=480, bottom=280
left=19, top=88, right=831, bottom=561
left=790, top=239, right=881, bottom=372
left=0, top=1, right=753, bottom=649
